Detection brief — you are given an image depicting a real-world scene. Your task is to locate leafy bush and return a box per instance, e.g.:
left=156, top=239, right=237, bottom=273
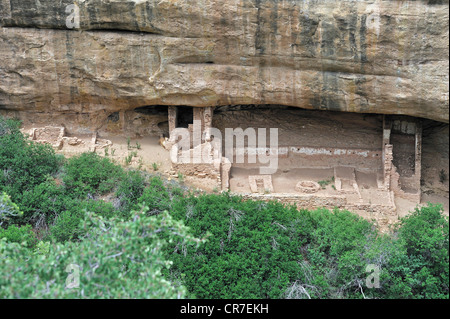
left=0, top=224, right=37, bottom=248
left=63, top=152, right=124, bottom=197
left=135, top=177, right=172, bottom=215
left=17, top=179, right=118, bottom=242
left=19, top=178, right=76, bottom=224
left=48, top=210, right=85, bottom=243
left=34, top=240, right=51, bottom=256
left=398, top=203, right=448, bottom=265
left=0, top=117, right=19, bottom=136
left=157, top=188, right=449, bottom=300
left=0, top=207, right=205, bottom=298
left=380, top=204, right=449, bottom=299
left=116, top=170, right=146, bottom=214
left=0, top=120, right=61, bottom=201
left=45, top=200, right=117, bottom=243
left=78, top=200, right=116, bottom=220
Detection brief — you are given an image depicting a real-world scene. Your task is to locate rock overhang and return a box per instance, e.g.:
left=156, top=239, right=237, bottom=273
left=0, top=0, right=448, bottom=124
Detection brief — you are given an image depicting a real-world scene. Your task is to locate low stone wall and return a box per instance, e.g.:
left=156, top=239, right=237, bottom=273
left=172, top=163, right=220, bottom=180
left=239, top=193, right=348, bottom=210
left=344, top=203, right=396, bottom=216
left=29, top=126, right=65, bottom=149
left=238, top=193, right=396, bottom=216
left=171, top=142, right=231, bottom=190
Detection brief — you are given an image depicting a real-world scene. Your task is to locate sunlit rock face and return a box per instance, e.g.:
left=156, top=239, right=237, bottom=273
left=0, top=0, right=448, bottom=130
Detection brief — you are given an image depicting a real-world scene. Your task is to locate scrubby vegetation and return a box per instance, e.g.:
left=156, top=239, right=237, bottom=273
left=0, top=116, right=448, bottom=299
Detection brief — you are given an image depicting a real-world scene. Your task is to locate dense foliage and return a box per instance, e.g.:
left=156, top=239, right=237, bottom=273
left=162, top=195, right=448, bottom=299
left=0, top=116, right=448, bottom=299
left=0, top=118, right=61, bottom=203
left=0, top=208, right=205, bottom=298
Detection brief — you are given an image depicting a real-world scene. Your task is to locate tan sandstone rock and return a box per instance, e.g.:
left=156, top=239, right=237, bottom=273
left=0, top=0, right=448, bottom=133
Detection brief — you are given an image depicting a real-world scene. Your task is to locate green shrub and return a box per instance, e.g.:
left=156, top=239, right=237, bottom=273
left=48, top=210, right=85, bottom=243
left=380, top=203, right=449, bottom=299
left=44, top=198, right=118, bottom=243
left=0, top=224, right=37, bottom=248
left=116, top=170, right=146, bottom=214
left=18, top=178, right=118, bottom=235
left=19, top=178, right=74, bottom=224
left=398, top=203, right=448, bottom=263
left=34, top=240, right=51, bottom=256
left=0, top=117, right=20, bottom=136
left=135, top=177, right=171, bottom=215
left=0, top=120, right=61, bottom=201
left=167, top=196, right=445, bottom=299
left=63, top=152, right=124, bottom=197
left=78, top=200, right=116, bottom=220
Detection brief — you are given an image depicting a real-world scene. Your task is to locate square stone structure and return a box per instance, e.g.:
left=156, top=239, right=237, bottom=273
left=249, top=175, right=274, bottom=194
left=167, top=106, right=231, bottom=191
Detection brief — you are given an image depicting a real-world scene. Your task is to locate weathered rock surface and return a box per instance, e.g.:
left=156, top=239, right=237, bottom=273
left=0, top=0, right=448, bottom=131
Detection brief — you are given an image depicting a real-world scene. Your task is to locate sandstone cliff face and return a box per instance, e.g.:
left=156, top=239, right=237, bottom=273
left=0, top=0, right=448, bottom=131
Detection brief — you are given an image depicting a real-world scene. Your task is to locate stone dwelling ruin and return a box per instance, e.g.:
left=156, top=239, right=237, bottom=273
left=156, top=104, right=429, bottom=225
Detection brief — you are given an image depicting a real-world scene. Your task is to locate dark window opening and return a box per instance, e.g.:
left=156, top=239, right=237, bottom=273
left=177, top=106, right=194, bottom=128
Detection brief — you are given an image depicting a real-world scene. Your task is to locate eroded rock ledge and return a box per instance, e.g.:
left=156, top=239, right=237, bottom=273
left=0, top=0, right=449, bottom=130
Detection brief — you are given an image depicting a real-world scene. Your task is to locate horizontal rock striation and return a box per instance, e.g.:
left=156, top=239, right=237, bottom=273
left=0, top=0, right=448, bottom=128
